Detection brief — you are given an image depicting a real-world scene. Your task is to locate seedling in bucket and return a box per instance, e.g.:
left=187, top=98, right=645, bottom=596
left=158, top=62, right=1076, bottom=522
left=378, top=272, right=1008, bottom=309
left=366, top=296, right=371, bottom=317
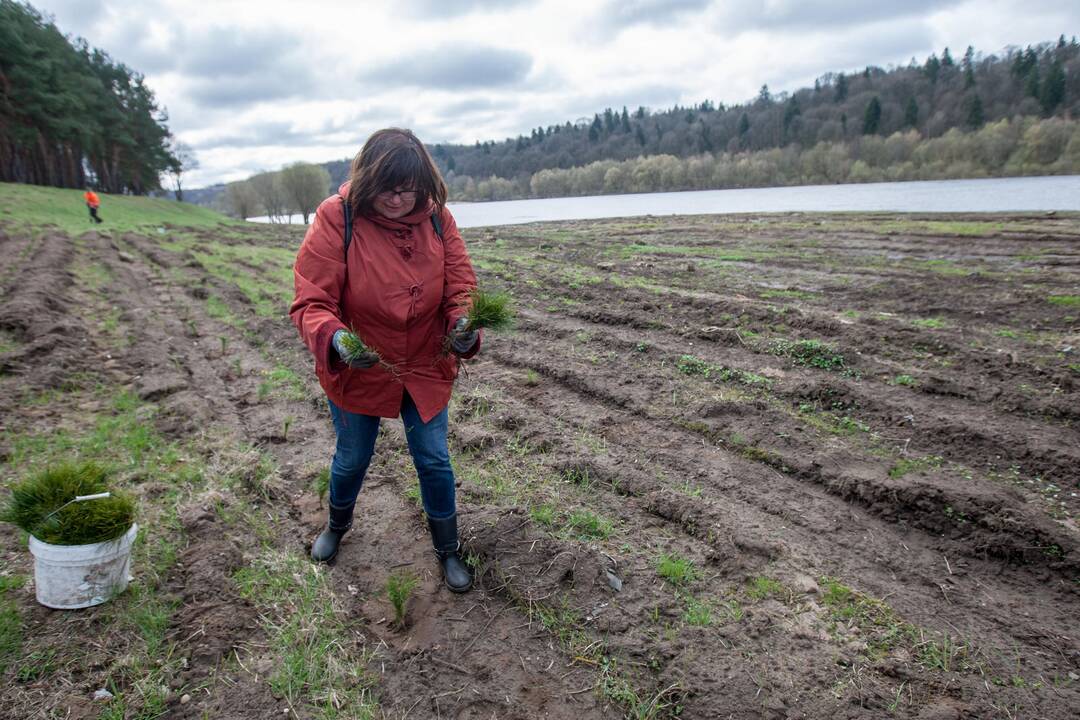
left=1, top=462, right=137, bottom=609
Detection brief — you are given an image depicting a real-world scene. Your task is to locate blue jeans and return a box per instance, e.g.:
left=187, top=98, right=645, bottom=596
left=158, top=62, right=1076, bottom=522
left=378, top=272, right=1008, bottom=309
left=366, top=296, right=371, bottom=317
left=327, top=393, right=456, bottom=519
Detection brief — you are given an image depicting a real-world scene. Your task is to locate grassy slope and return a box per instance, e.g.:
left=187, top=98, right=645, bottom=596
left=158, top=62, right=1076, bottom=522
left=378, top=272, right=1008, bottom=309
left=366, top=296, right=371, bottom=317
left=0, top=181, right=240, bottom=235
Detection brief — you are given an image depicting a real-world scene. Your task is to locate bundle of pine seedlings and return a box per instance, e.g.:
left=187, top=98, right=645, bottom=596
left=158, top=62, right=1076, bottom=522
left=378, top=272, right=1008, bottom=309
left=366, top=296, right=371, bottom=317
left=1, top=462, right=136, bottom=545
left=336, top=327, right=382, bottom=365
left=444, top=288, right=515, bottom=355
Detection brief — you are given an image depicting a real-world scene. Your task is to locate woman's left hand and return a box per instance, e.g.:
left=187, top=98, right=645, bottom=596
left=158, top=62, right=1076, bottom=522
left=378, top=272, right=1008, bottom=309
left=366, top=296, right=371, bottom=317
left=449, top=317, right=479, bottom=355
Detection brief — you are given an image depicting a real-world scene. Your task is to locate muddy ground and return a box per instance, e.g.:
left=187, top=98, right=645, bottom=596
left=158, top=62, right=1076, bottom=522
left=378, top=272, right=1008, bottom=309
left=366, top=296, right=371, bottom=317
left=1, top=211, right=1078, bottom=719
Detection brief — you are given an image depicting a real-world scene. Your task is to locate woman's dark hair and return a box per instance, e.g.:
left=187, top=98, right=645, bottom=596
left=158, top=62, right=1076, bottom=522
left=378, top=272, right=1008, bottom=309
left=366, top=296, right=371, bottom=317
left=347, top=128, right=448, bottom=217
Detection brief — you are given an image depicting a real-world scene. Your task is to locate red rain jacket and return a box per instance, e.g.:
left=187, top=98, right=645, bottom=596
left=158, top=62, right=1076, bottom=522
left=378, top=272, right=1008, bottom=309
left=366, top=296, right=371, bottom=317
left=290, top=182, right=480, bottom=423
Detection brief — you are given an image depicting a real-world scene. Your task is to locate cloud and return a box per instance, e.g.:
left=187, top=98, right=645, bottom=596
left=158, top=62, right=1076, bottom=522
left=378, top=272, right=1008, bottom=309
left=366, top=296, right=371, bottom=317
left=180, top=26, right=302, bottom=77
left=406, top=0, right=531, bottom=18
left=600, top=0, right=714, bottom=30
left=361, top=46, right=533, bottom=89
left=712, top=0, right=965, bottom=34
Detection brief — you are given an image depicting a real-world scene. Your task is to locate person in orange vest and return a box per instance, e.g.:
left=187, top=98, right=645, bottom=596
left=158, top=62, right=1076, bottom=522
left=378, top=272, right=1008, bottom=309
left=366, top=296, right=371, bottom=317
left=83, top=189, right=103, bottom=224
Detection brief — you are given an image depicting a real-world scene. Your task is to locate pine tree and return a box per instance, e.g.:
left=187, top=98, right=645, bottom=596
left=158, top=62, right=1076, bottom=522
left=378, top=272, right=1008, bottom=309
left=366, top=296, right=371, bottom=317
left=964, top=94, right=984, bottom=128
left=834, top=74, right=848, bottom=103
left=924, top=53, right=941, bottom=83
left=862, top=97, right=881, bottom=135
left=1040, top=59, right=1065, bottom=115
left=904, top=97, right=919, bottom=128
left=963, top=46, right=976, bottom=89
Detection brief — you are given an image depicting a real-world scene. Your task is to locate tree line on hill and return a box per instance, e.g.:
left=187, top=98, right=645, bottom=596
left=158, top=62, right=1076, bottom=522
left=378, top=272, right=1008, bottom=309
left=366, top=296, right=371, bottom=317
left=0, top=1, right=182, bottom=194
left=210, top=36, right=1079, bottom=215
left=432, top=37, right=1078, bottom=195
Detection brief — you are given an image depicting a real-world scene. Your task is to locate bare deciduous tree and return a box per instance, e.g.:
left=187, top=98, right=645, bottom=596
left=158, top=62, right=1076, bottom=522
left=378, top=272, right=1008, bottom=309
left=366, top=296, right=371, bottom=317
left=167, top=140, right=199, bottom=202
left=225, top=180, right=259, bottom=220
left=280, top=162, right=331, bottom=224
left=249, top=171, right=288, bottom=223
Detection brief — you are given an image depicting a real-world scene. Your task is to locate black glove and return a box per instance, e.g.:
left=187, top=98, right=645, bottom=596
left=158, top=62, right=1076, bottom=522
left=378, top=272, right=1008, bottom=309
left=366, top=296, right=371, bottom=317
left=332, top=329, right=379, bottom=369
left=449, top=317, right=479, bottom=356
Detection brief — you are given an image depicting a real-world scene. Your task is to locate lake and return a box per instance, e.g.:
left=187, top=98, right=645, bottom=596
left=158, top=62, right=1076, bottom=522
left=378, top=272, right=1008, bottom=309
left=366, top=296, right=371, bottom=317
left=252, top=174, right=1080, bottom=229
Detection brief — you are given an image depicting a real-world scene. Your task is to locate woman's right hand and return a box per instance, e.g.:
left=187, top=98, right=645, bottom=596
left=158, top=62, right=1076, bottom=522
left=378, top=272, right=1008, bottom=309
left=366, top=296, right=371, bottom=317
left=332, top=329, right=380, bottom=369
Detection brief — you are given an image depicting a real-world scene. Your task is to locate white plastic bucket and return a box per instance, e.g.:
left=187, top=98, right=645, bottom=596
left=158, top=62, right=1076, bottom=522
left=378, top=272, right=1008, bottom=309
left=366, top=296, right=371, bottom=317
left=28, top=524, right=138, bottom=609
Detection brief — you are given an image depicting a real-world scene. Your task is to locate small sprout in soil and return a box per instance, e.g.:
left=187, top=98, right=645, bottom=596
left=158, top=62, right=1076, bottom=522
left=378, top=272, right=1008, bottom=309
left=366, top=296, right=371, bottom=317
left=561, top=466, right=592, bottom=487
left=219, top=335, right=229, bottom=355
left=1, top=462, right=135, bottom=545
left=914, top=630, right=968, bottom=673
left=567, top=509, right=613, bottom=540
left=911, top=317, right=946, bottom=328
left=682, top=595, right=713, bottom=626
left=522, top=369, right=541, bottom=386
left=403, top=480, right=422, bottom=509
left=314, top=467, right=330, bottom=504
left=722, top=599, right=744, bottom=622
left=891, top=374, right=916, bottom=386
left=1047, top=295, right=1080, bottom=306
left=530, top=504, right=557, bottom=527
left=745, top=576, right=785, bottom=601
left=385, top=570, right=419, bottom=629
left=281, top=415, right=294, bottom=442
left=656, top=553, right=699, bottom=587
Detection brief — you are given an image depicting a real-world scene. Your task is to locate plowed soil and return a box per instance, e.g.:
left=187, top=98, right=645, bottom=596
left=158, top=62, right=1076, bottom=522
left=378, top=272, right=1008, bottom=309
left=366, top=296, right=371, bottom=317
left=1, top=211, right=1078, bottom=719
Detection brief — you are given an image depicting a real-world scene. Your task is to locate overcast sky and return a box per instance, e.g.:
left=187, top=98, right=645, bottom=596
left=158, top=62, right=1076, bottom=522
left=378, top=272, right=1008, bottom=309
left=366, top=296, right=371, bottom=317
left=34, top=0, right=1080, bottom=188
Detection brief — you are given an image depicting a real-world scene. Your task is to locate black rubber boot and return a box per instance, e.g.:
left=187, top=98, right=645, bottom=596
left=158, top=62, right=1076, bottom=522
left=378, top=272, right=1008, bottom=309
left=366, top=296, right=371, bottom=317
left=311, top=502, right=354, bottom=563
left=427, top=513, right=473, bottom=593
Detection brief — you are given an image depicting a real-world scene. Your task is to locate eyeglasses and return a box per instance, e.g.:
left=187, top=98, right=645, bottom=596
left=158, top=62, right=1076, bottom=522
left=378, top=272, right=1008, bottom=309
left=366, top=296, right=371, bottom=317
left=377, top=188, right=417, bottom=201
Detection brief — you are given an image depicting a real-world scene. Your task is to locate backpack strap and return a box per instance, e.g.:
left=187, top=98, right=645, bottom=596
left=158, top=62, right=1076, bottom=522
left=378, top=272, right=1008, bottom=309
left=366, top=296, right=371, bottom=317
left=430, top=211, right=444, bottom=242
left=340, top=195, right=353, bottom=259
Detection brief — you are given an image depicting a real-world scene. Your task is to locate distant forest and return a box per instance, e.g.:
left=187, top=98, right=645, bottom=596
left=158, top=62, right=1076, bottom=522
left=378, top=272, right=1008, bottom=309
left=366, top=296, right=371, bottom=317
left=205, top=35, right=1079, bottom=212
left=0, top=1, right=176, bottom=193
left=433, top=38, right=1079, bottom=198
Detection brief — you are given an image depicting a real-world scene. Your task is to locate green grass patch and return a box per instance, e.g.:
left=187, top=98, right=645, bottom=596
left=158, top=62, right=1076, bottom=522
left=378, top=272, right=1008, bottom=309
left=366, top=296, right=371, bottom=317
left=681, top=595, right=713, bottom=626
left=911, top=317, right=947, bottom=329
left=566, top=509, right=614, bottom=540
left=0, top=180, right=239, bottom=236
left=745, top=576, right=786, bottom=601
left=258, top=364, right=307, bottom=402
left=769, top=338, right=846, bottom=371
left=1048, top=295, right=1080, bottom=306
left=888, top=455, right=944, bottom=478
left=890, top=374, right=916, bottom=386
left=235, top=550, right=379, bottom=717
left=0, top=328, right=17, bottom=355
left=760, top=288, right=815, bottom=301
left=656, top=553, right=699, bottom=587
left=676, top=354, right=771, bottom=387
left=0, top=575, right=26, bottom=676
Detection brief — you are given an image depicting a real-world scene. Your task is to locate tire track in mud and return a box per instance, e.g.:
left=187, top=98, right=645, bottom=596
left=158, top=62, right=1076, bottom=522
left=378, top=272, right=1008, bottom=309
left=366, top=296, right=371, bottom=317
left=110, top=230, right=621, bottom=719
left=507, top=305, right=1080, bottom=521
left=464, top=306, right=1080, bottom=717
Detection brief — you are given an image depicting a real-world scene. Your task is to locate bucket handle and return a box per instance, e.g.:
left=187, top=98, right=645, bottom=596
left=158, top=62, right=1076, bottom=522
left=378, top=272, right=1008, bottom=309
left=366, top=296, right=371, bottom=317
left=41, top=492, right=111, bottom=522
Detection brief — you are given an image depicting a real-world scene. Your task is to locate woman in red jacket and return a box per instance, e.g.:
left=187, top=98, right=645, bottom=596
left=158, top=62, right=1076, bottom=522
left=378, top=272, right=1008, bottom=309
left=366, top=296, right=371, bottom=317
left=290, top=128, right=480, bottom=592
